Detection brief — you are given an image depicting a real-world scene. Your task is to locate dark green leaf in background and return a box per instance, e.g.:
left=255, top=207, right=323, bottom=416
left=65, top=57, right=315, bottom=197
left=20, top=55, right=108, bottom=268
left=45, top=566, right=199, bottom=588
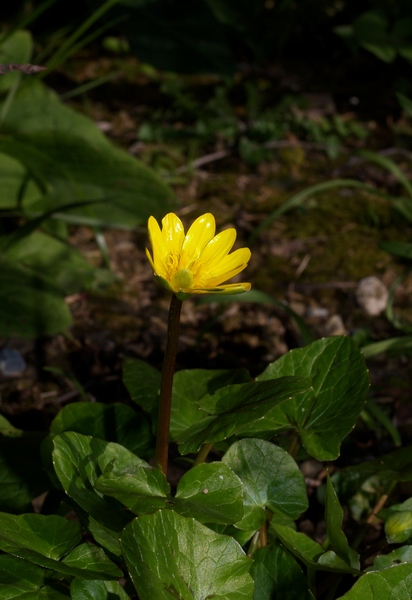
left=324, top=474, right=360, bottom=570
left=337, top=446, right=412, bottom=484
left=0, top=258, right=72, bottom=337
left=222, top=439, right=308, bottom=530
left=4, top=232, right=107, bottom=296
left=0, top=151, right=41, bottom=209
left=0, top=423, right=49, bottom=513
left=123, top=358, right=161, bottom=414
left=0, top=31, right=32, bottom=93
left=251, top=544, right=312, bottom=600
left=0, top=79, right=174, bottom=228
left=116, top=0, right=235, bottom=75
left=270, top=522, right=359, bottom=575
left=379, top=241, right=412, bottom=260
left=50, top=402, right=153, bottom=459
left=120, top=510, right=254, bottom=599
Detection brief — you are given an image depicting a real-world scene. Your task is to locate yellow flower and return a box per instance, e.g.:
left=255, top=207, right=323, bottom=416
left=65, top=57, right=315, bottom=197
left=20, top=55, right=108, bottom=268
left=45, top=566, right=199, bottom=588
left=146, top=213, right=251, bottom=300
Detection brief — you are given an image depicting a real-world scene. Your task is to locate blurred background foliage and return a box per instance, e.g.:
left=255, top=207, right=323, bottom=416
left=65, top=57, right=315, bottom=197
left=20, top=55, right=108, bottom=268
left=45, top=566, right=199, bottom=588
left=1, top=0, right=412, bottom=344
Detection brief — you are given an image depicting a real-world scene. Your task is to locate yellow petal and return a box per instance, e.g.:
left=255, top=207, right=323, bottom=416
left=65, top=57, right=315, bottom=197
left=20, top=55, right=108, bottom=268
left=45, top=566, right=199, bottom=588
left=161, top=213, right=185, bottom=256
left=198, top=228, right=237, bottom=266
left=192, top=282, right=252, bottom=295
left=202, top=247, right=251, bottom=286
left=181, top=213, right=215, bottom=264
left=145, top=247, right=156, bottom=272
left=147, top=216, right=169, bottom=277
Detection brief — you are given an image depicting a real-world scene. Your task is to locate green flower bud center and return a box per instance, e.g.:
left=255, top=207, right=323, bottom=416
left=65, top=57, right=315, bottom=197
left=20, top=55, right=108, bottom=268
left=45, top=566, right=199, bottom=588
left=171, top=268, right=194, bottom=291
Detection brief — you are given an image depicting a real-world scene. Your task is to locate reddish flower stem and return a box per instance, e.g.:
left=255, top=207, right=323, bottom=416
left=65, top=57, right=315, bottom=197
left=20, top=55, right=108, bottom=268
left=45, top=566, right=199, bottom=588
left=155, top=294, right=182, bottom=475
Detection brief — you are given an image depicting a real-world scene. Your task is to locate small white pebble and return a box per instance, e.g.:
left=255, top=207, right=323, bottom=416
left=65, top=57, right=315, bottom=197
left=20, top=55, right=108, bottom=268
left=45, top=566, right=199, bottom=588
left=356, top=276, right=388, bottom=316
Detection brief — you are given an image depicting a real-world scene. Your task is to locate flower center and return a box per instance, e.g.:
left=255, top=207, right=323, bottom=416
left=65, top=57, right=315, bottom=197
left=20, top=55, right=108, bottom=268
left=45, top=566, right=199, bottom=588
left=171, top=268, right=194, bottom=291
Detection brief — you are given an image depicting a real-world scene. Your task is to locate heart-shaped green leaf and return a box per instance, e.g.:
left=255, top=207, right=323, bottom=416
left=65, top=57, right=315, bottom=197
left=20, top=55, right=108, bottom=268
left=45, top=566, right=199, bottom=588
left=173, top=462, right=244, bottom=524
left=223, top=439, right=308, bottom=530
left=94, top=457, right=169, bottom=516
left=257, top=337, right=369, bottom=460
left=52, top=433, right=136, bottom=554
left=120, top=511, right=254, bottom=599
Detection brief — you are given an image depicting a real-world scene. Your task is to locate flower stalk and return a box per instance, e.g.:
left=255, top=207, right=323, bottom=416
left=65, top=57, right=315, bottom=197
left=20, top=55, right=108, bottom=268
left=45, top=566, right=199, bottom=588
left=148, top=212, right=251, bottom=475
left=155, top=294, right=182, bottom=474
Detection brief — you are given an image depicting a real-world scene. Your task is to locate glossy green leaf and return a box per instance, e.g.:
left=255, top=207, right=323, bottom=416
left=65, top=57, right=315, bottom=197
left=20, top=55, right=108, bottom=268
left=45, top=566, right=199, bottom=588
left=173, top=462, right=244, bottom=524
left=171, top=368, right=250, bottom=440
left=70, top=578, right=131, bottom=599
left=122, top=358, right=161, bottom=413
left=373, top=546, right=412, bottom=570
left=270, top=523, right=358, bottom=574
left=222, top=439, right=308, bottom=530
left=178, top=376, right=312, bottom=455
left=61, top=544, right=122, bottom=578
left=0, top=584, right=70, bottom=599
left=0, top=554, right=47, bottom=588
left=257, top=337, right=369, bottom=460
left=0, top=513, right=81, bottom=560
left=96, top=459, right=243, bottom=525
left=94, top=455, right=169, bottom=515
left=50, top=402, right=153, bottom=458
left=251, top=544, right=311, bottom=600
left=336, top=563, right=412, bottom=599
left=120, top=510, right=254, bottom=599
left=325, top=474, right=360, bottom=570
left=52, top=433, right=134, bottom=554
left=0, top=258, right=72, bottom=337
left=0, top=515, right=113, bottom=580
left=0, top=79, right=174, bottom=228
